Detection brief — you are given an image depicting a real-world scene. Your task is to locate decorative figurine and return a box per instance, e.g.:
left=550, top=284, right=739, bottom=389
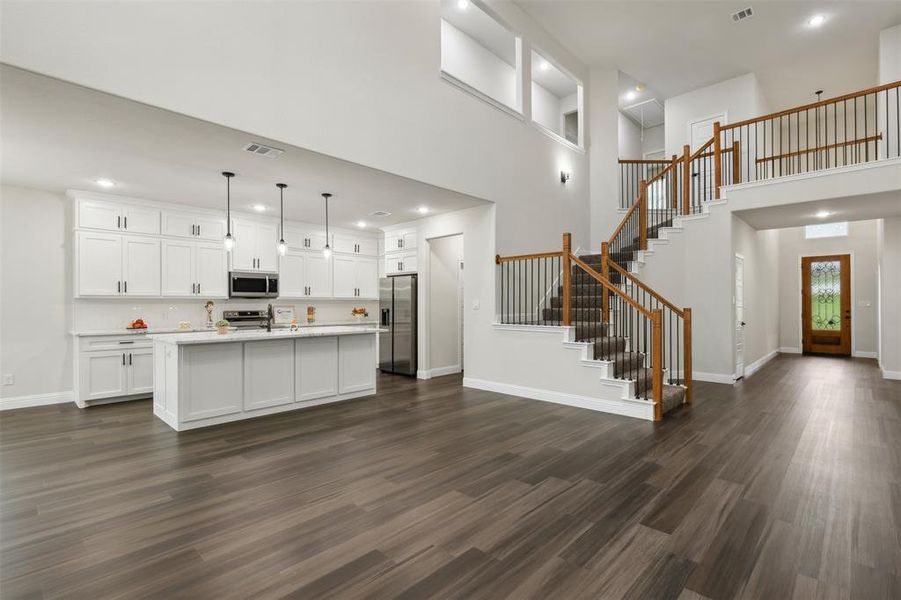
left=205, top=300, right=215, bottom=329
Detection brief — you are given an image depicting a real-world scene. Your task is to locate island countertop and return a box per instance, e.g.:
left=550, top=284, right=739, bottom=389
left=148, top=325, right=381, bottom=345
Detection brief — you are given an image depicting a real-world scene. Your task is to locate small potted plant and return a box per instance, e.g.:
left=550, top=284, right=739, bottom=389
left=215, top=319, right=230, bottom=335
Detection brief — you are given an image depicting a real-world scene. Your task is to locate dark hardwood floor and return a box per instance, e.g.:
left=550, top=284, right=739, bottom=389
left=2, top=354, right=900, bottom=599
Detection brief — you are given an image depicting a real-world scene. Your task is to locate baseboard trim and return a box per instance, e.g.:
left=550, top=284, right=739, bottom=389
left=882, top=369, right=901, bottom=380
left=853, top=351, right=878, bottom=359
left=462, top=377, right=654, bottom=421
left=744, top=350, right=778, bottom=379
left=417, top=365, right=462, bottom=380
left=693, top=372, right=735, bottom=385
left=779, top=347, right=801, bottom=354
left=0, top=391, right=74, bottom=411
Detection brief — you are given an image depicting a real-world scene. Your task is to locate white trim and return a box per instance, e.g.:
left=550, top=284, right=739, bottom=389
left=492, top=323, right=571, bottom=333
left=744, top=350, right=778, bottom=378
left=417, top=364, right=462, bottom=380
left=439, top=71, right=524, bottom=121
left=722, top=156, right=901, bottom=192
left=0, top=391, right=75, bottom=411
left=693, top=372, right=735, bottom=385
left=779, top=346, right=802, bottom=354
left=687, top=111, right=727, bottom=150
left=529, top=120, right=585, bottom=154
left=882, top=369, right=901, bottom=380
left=853, top=350, right=878, bottom=359
left=462, top=377, right=654, bottom=420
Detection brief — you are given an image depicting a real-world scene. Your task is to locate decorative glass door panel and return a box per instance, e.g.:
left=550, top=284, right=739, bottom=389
left=801, top=255, right=851, bottom=355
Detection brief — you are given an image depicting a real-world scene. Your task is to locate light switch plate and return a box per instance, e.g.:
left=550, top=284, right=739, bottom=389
left=472, top=299, right=480, bottom=310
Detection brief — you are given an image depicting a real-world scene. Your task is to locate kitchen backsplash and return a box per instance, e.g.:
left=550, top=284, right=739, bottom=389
left=73, top=298, right=378, bottom=332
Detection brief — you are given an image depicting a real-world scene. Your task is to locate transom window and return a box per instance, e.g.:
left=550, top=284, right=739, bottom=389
left=805, top=222, right=848, bottom=239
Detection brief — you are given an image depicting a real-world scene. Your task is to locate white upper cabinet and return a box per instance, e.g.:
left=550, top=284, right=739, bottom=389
left=284, top=225, right=328, bottom=252
left=162, top=211, right=226, bottom=241
left=230, top=218, right=278, bottom=272
left=278, top=250, right=334, bottom=299
left=278, top=251, right=306, bottom=298
left=305, top=253, right=333, bottom=297
left=77, top=231, right=160, bottom=297
left=77, top=198, right=160, bottom=234
left=355, top=258, right=379, bottom=298
left=195, top=243, right=228, bottom=297
left=385, top=228, right=417, bottom=253
left=385, top=250, right=418, bottom=275
left=161, top=239, right=228, bottom=298
left=333, top=255, right=378, bottom=299
left=161, top=239, right=195, bottom=297
left=334, top=234, right=378, bottom=256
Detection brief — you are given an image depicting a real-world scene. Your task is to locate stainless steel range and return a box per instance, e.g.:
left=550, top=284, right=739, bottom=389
left=222, top=309, right=275, bottom=330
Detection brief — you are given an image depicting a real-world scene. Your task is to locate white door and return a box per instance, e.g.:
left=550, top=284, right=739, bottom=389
left=193, top=216, right=226, bottom=241
left=735, top=254, right=745, bottom=380
left=690, top=113, right=724, bottom=202
left=127, top=349, right=154, bottom=395
left=690, top=114, right=723, bottom=149
left=296, top=336, right=338, bottom=401
left=122, top=237, right=161, bottom=296
left=279, top=251, right=307, bottom=298
left=120, top=206, right=160, bottom=235
left=77, top=231, right=122, bottom=296
left=255, top=222, right=280, bottom=272
left=82, top=351, right=128, bottom=400
left=195, top=242, right=228, bottom=297
left=305, top=253, right=332, bottom=297
left=355, top=258, right=379, bottom=298
left=162, top=240, right=195, bottom=297
left=230, top=218, right=257, bottom=271
left=78, top=199, right=121, bottom=231
left=333, top=255, right=357, bottom=298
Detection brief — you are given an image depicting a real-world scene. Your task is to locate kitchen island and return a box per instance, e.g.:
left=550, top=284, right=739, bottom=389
left=149, top=326, right=379, bottom=431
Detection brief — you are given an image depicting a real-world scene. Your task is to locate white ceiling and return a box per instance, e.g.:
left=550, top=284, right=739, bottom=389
left=0, top=66, right=487, bottom=229
left=531, top=50, right=579, bottom=98
left=515, top=1, right=901, bottom=111
left=734, top=191, right=901, bottom=230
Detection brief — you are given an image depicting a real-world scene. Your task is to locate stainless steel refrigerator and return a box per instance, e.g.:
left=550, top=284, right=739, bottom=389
left=379, top=274, right=417, bottom=376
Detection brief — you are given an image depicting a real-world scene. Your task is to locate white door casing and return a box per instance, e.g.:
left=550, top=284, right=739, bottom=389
left=735, top=254, right=745, bottom=380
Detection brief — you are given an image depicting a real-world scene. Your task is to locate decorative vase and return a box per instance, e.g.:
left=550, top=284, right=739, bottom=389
left=217, top=325, right=229, bottom=335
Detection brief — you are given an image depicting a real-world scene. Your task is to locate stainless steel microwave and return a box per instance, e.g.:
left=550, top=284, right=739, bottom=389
left=229, top=271, right=279, bottom=298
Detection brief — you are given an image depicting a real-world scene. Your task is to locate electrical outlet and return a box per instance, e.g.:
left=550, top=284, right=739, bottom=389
left=2, top=374, right=13, bottom=386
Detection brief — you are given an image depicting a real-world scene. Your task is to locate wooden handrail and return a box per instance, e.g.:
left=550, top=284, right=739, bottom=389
left=618, top=159, right=672, bottom=165
left=608, top=199, right=639, bottom=245
left=688, top=137, right=714, bottom=162
left=754, top=134, right=882, bottom=164
left=605, top=259, right=684, bottom=317
left=646, top=156, right=681, bottom=186
left=562, top=233, right=572, bottom=326
left=721, top=80, right=901, bottom=131
left=495, top=250, right=563, bottom=264
left=693, top=145, right=736, bottom=160
left=569, top=254, right=652, bottom=317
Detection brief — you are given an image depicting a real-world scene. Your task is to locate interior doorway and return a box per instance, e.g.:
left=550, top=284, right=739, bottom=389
left=427, top=234, right=464, bottom=378
left=734, top=254, right=745, bottom=380
left=802, top=254, right=851, bottom=355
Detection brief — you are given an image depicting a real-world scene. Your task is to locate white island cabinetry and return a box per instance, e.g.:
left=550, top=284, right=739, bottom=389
left=151, top=327, right=378, bottom=431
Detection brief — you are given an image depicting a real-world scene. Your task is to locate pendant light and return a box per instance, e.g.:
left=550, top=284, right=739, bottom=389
left=321, top=192, right=332, bottom=259
left=222, top=171, right=235, bottom=251
left=276, top=183, right=288, bottom=256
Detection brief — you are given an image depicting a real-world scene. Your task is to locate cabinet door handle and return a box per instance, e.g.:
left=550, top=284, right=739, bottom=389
left=197, top=283, right=201, bottom=294
left=124, top=281, right=128, bottom=293
left=122, top=353, right=126, bottom=366
left=124, top=216, right=127, bottom=230
left=118, top=280, right=121, bottom=293
left=118, top=215, right=121, bottom=229
left=192, top=224, right=196, bottom=236
left=197, top=224, right=201, bottom=236
left=128, top=353, right=133, bottom=366
left=192, top=283, right=196, bottom=294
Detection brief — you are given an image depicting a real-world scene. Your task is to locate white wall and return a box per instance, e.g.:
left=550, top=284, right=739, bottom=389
left=532, top=82, right=563, bottom=134
left=0, top=0, right=592, bottom=255
left=732, top=218, right=780, bottom=373
left=427, top=234, right=463, bottom=375
left=775, top=220, right=879, bottom=356
left=641, top=124, right=665, bottom=157
left=589, top=68, right=621, bottom=246
left=877, top=216, right=901, bottom=377
left=664, top=73, right=768, bottom=156
left=618, top=112, right=641, bottom=158
left=441, top=19, right=516, bottom=110
left=0, top=186, right=73, bottom=399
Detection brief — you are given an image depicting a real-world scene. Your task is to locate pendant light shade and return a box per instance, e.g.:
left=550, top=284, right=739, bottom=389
left=222, top=171, right=235, bottom=252
left=276, top=183, right=288, bottom=256
left=321, top=193, right=332, bottom=259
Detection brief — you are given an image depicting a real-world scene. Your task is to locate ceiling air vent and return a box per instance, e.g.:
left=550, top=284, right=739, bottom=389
left=732, top=7, right=753, bottom=22
left=243, top=142, right=284, bottom=158
left=369, top=210, right=392, bottom=217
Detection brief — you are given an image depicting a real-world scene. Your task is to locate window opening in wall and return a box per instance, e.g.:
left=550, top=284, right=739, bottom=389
left=531, top=49, right=582, bottom=148
left=440, top=0, right=520, bottom=113
left=805, top=222, right=848, bottom=239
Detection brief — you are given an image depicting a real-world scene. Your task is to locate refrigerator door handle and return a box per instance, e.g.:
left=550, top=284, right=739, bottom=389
left=381, top=308, right=390, bottom=327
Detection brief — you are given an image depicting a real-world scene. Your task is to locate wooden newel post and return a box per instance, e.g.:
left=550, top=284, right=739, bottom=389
left=638, top=180, right=648, bottom=251
left=713, top=121, right=722, bottom=199
left=562, top=233, right=572, bottom=327
left=652, top=308, right=663, bottom=421
left=682, top=144, right=691, bottom=215
left=732, top=140, right=741, bottom=184
left=683, top=307, right=692, bottom=404
left=601, top=242, right=610, bottom=324
left=670, top=155, right=679, bottom=210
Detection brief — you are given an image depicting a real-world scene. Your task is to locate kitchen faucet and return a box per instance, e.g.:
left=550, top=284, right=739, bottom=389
left=263, top=303, right=274, bottom=332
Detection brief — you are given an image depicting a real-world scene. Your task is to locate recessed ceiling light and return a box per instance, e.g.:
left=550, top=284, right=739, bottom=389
left=252, top=204, right=267, bottom=212
left=816, top=210, right=831, bottom=218
left=625, top=91, right=637, bottom=101
left=457, top=0, right=469, bottom=10
left=357, top=221, right=367, bottom=228
left=807, top=14, right=826, bottom=28
left=539, top=61, right=550, bottom=71
left=95, top=178, right=115, bottom=188
left=417, top=206, right=430, bottom=215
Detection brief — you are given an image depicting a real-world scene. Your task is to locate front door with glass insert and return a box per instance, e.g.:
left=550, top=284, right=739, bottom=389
left=801, top=254, right=851, bottom=355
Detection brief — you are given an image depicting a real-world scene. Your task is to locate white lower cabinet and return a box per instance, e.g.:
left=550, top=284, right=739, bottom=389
left=181, top=344, right=244, bottom=421
left=81, top=350, right=129, bottom=401
left=243, top=340, right=295, bottom=410
left=296, top=336, right=338, bottom=401
left=339, top=334, right=377, bottom=394
left=127, top=349, right=154, bottom=395
left=76, top=336, right=155, bottom=405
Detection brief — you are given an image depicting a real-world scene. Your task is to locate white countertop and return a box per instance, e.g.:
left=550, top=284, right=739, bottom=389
left=148, top=325, right=382, bottom=345
left=72, top=320, right=378, bottom=337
